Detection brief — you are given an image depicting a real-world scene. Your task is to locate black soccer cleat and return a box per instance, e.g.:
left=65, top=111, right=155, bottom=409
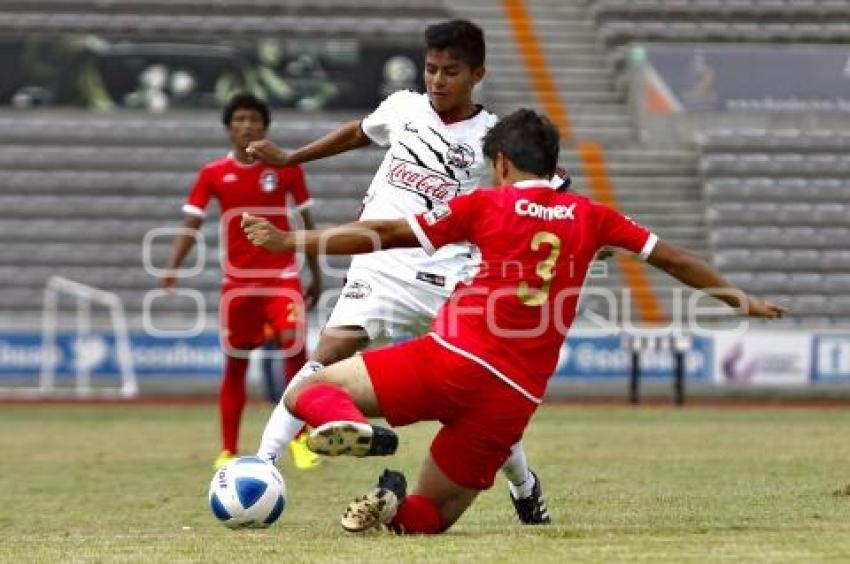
left=369, top=426, right=399, bottom=456
left=510, top=471, right=551, bottom=525
left=376, top=468, right=408, bottom=501
left=307, top=421, right=398, bottom=457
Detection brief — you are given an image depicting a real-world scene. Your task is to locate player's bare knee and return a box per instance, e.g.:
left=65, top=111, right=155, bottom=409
left=282, top=367, right=333, bottom=411
left=281, top=386, right=299, bottom=412
left=281, top=376, right=313, bottom=411
left=313, top=327, right=368, bottom=365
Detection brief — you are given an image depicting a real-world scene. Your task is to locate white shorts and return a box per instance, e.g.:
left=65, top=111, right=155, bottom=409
left=324, top=267, right=449, bottom=340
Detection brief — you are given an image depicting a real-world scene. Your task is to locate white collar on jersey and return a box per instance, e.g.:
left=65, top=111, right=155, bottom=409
left=513, top=178, right=556, bottom=190
left=228, top=152, right=261, bottom=169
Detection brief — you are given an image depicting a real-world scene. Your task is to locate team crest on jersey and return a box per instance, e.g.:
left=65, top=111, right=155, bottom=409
left=259, top=169, right=278, bottom=193
left=342, top=279, right=371, bottom=299
left=423, top=205, right=451, bottom=226
left=446, top=143, right=475, bottom=169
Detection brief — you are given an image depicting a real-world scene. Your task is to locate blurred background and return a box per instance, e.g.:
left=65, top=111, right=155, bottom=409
left=0, top=0, right=847, bottom=401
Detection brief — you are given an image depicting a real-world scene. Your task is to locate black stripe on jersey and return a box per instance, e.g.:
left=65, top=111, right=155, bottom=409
left=416, top=135, right=457, bottom=181
left=428, top=126, right=470, bottom=185
left=398, top=141, right=429, bottom=168
left=427, top=126, right=451, bottom=148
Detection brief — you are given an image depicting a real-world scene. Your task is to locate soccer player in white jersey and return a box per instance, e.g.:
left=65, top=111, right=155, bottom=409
left=246, top=19, right=550, bottom=524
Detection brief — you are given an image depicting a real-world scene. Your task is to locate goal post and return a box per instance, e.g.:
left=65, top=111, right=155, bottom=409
left=33, top=276, right=138, bottom=399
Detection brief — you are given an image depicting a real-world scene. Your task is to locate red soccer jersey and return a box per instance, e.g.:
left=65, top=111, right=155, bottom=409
left=183, top=153, right=313, bottom=280
left=408, top=179, right=657, bottom=403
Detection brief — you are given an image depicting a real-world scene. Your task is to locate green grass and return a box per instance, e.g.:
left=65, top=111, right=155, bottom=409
left=3, top=404, right=850, bottom=562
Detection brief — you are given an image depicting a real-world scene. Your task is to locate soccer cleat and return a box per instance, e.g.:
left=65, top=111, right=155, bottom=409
left=288, top=432, right=321, bottom=470
left=307, top=421, right=398, bottom=457
left=375, top=468, right=407, bottom=500
left=340, top=469, right=407, bottom=533
left=510, top=471, right=551, bottom=525
left=212, top=450, right=238, bottom=470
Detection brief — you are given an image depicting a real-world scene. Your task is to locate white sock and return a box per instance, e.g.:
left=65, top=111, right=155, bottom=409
left=256, top=360, right=324, bottom=464
left=502, top=441, right=536, bottom=499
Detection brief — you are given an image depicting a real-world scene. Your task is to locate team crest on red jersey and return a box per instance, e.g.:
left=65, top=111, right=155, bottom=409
left=259, top=170, right=278, bottom=193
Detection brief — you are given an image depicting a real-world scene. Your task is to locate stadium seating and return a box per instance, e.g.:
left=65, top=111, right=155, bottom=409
left=0, top=110, right=373, bottom=326
left=4, top=0, right=848, bottom=331
left=591, top=0, right=850, bottom=46
left=0, top=0, right=449, bottom=38
left=587, top=0, right=850, bottom=75
left=700, top=130, right=850, bottom=324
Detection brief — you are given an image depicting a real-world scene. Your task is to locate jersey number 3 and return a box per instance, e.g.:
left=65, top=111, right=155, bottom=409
left=517, top=231, right=561, bottom=307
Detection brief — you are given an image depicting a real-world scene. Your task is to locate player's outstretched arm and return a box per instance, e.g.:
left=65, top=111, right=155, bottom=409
left=647, top=240, right=787, bottom=319
left=242, top=214, right=419, bottom=256
left=161, top=215, right=203, bottom=290
left=246, top=120, right=371, bottom=167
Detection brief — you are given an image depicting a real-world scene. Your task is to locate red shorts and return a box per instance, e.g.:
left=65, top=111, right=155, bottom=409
left=219, top=277, right=305, bottom=351
left=363, top=335, right=538, bottom=490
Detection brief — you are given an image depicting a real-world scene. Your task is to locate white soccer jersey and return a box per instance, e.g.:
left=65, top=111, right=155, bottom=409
left=353, top=90, right=497, bottom=294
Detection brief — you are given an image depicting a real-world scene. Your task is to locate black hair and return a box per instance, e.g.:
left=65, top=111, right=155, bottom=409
left=482, top=108, right=560, bottom=177
left=424, top=19, right=485, bottom=69
left=222, top=93, right=270, bottom=128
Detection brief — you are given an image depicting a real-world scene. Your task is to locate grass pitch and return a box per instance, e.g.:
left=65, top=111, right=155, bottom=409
left=3, top=403, right=850, bottom=562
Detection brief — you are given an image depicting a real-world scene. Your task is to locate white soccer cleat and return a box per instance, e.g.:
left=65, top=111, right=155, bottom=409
left=341, top=488, right=401, bottom=533
left=340, top=469, right=407, bottom=533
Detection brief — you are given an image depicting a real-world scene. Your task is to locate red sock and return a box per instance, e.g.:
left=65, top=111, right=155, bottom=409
left=389, top=494, right=444, bottom=535
left=293, top=383, right=368, bottom=429
left=282, top=340, right=308, bottom=387
left=219, top=356, right=249, bottom=454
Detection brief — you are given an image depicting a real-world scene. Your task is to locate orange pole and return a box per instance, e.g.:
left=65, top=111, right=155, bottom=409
left=503, top=0, right=666, bottom=323
left=502, top=0, right=573, bottom=140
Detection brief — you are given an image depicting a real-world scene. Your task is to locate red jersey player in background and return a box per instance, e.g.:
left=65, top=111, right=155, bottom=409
left=162, top=93, right=322, bottom=470
left=242, top=108, right=785, bottom=534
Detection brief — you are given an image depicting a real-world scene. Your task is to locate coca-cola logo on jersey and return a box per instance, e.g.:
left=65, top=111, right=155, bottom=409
left=387, top=158, right=460, bottom=203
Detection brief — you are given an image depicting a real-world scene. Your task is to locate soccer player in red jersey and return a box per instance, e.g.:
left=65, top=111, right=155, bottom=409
left=162, top=93, right=322, bottom=469
left=249, top=20, right=552, bottom=520
left=242, top=108, right=786, bottom=533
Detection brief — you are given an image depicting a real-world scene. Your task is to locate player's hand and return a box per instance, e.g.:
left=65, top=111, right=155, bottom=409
left=246, top=139, right=290, bottom=166
left=744, top=295, right=787, bottom=319
left=160, top=272, right=177, bottom=293
left=242, top=213, right=292, bottom=253
left=552, top=166, right=571, bottom=191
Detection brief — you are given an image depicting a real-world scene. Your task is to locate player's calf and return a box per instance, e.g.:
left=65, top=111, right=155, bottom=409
left=307, top=421, right=398, bottom=457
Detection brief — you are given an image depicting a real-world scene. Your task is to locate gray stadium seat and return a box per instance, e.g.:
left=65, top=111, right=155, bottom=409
left=785, top=250, right=822, bottom=271
left=824, top=275, right=850, bottom=294
left=821, top=250, right=850, bottom=270
left=750, top=249, right=786, bottom=269
left=793, top=295, right=829, bottom=317
left=714, top=249, right=751, bottom=269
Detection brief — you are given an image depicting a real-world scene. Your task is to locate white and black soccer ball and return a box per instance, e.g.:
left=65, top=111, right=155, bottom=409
left=208, top=456, right=286, bottom=529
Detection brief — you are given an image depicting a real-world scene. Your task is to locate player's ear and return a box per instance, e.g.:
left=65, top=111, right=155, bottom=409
left=471, top=65, right=485, bottom=84
left=496, top=152, right=510, bottom=183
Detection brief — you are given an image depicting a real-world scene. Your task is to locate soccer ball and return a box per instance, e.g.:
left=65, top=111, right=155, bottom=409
left=208, top=456, right=286, bottom=529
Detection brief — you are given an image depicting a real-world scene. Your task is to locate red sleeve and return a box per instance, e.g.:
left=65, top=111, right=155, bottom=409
left=287, top=165, right=313, bottom=210
left=183, top=166, right=215, bottom=218
left=406, top=191, right=480, bottom=254
left=593, top=202, right=657, bottom=260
